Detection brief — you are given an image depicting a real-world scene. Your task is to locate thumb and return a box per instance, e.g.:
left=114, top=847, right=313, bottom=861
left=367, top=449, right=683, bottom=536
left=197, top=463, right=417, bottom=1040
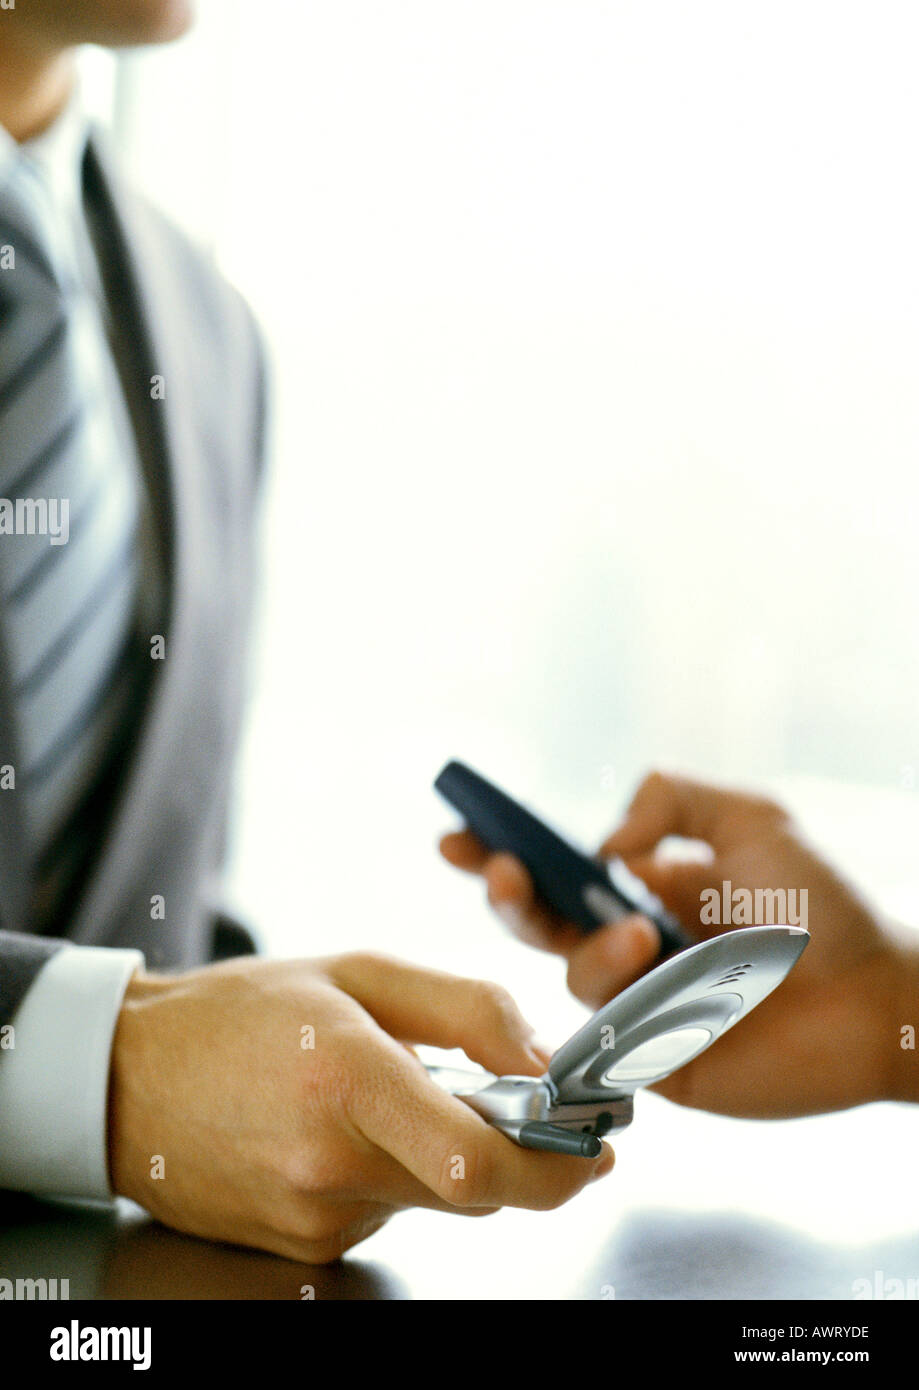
left=600, top=769, right=745, bottom=859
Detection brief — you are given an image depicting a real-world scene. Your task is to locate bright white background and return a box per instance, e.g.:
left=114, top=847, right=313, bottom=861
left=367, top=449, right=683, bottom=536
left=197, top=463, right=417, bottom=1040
left=96, top=0, right=912, bottom=1000
left=74, top=1, right=919, bottom=1286
left=87, top=2, right=919, bottom=1023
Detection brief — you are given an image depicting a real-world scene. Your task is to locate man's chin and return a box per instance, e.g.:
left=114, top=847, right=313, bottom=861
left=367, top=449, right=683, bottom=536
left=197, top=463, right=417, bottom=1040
left=108, top=0, right=197, bottom=47
left=27, top=0, right=198, bottom=49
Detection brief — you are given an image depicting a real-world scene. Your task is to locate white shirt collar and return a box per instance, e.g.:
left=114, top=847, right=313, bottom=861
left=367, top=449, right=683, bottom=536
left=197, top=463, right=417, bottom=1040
left=0, top=81, right=90, bottom=219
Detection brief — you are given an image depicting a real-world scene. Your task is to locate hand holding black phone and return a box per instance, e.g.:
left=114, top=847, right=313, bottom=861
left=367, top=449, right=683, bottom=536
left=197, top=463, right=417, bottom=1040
left=435, top=760, right=691, bottom=960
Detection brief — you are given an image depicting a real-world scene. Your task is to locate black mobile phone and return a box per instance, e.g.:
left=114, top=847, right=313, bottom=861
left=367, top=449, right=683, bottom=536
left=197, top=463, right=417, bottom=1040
left=435, top=760, right=691, bottom=959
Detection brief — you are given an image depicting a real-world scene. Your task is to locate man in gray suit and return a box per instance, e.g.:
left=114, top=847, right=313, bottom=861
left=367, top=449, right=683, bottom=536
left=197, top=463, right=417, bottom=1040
left=0, top=1, right=614, bottom=1262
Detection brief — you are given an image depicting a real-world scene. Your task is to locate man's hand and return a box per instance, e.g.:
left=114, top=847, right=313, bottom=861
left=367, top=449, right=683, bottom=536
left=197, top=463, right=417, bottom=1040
left=107, top=953, right=614, bottom=1263
left=441, top=771, right=919, bottom=1118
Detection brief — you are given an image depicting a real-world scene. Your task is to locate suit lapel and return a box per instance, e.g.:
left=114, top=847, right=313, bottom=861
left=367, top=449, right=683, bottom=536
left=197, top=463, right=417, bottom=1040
left=66, top=133, right=203, bottom=945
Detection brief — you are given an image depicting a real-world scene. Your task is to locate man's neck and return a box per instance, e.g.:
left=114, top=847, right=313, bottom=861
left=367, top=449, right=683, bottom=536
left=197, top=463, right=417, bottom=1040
left=0, top=35, right=75, bottom=143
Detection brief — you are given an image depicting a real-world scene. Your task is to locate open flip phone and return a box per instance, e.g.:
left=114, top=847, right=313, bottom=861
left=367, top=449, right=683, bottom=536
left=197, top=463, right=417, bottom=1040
left=433, top=760, right=809, bottom=1154
left=428, top=924, right=808, bottom=1155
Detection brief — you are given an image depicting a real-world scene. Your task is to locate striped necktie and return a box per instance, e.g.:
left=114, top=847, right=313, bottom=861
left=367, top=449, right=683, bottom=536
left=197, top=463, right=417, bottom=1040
left=0, top=152, right=142, bottom=899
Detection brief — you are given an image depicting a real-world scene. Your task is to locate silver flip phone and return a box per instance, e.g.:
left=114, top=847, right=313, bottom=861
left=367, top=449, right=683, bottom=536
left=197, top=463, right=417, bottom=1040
left=428, top=926, right=808, bottom=1156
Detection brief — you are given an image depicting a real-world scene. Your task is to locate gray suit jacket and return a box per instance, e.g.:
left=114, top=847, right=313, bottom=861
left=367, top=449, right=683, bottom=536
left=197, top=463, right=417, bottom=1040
left=0, top=130, right=268, bottom=1030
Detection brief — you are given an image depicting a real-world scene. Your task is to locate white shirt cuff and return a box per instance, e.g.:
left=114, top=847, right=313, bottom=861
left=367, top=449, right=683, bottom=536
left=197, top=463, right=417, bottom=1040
left=0, top=945, right=144, bottom=1201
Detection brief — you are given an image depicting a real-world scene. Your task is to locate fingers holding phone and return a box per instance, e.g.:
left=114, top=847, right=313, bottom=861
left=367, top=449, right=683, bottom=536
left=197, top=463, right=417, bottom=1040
left=435, top=762, right=691, bottom=1009
left=108, top=952, right=615, bottom=1264
left=439, top=831, right=662, bottom=1009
